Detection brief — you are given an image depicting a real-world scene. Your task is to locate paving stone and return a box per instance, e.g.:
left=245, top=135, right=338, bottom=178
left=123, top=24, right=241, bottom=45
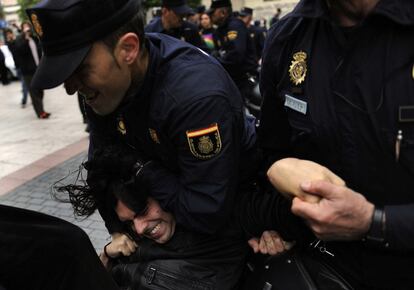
left=0, top=152, right=107, bottom=252
left=29, top=198, right=45, bottom=205
left=26, top=204, right=43, bottom=211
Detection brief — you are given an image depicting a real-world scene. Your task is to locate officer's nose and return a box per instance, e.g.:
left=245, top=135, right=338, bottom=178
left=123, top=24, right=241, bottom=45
left=64, top=74, right=81, bottom=95
left=132, top=217, right=147, bottom=236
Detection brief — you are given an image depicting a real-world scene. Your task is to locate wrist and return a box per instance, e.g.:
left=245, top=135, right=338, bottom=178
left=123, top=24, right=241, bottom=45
left=104, top=242, right=116, bottom=259
left=363, top=206, right=389, bottom=248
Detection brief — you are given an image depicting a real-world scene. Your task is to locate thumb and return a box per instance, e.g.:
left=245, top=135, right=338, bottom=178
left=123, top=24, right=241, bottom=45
left=247, top=238, right=260, bottom=253
left=291, top=196, right=320, bottom=222
left=300, top=180, right=337, bottom=199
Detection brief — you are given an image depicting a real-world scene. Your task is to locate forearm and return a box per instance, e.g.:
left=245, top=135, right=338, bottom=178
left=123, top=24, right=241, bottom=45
left=237, top=187, right=313, bottom=242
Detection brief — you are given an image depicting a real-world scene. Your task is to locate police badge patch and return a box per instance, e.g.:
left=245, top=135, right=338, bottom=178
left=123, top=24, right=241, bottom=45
left=227, top=31, right=238, bottom=41
left=186, top=123, right=222, bottom=159
left=289, top=51, right=307, bottom=86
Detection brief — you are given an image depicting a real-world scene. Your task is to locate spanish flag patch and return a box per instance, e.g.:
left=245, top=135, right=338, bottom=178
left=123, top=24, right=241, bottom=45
left=186, top=123, right=222, bottom=159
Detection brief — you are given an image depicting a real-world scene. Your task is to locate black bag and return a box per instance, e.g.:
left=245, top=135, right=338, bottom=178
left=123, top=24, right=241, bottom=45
left=240, top=248, right=354, bottom=290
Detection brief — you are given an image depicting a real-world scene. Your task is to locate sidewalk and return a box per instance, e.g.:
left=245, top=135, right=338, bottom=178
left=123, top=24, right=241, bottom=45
left=0, top=81, right=108, bottom=251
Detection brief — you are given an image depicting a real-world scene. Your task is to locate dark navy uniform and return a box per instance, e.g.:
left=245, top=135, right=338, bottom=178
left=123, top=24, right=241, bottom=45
left=88, top=33, right=257, bottom=235
left=248, top=25, right=266, bottom=61
left=215, top=16, right=257, bottom=83
left=259, top=0, right=414, bottom=288
left=145, top=18, right=209, bottom=52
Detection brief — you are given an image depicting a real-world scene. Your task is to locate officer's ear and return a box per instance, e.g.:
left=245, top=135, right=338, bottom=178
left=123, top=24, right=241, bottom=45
left=115, top=33, right=140, bottom=66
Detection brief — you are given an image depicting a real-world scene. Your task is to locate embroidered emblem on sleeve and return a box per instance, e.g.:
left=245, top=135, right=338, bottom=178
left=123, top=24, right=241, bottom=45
left=186, top=123, right=222, bottom=159
left=227, top=30, right=238, bottom=41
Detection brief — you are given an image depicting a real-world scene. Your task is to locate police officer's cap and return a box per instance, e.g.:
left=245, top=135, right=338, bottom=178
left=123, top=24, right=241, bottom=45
left=26, top=0, right=141, bottom=89
left=196, top=5, right=206, bottom=14
left=207, top=0, right=232, bottom=15
left=162, top=0, right=192, bottom=16
left=239, top=7, right=253, bottom=16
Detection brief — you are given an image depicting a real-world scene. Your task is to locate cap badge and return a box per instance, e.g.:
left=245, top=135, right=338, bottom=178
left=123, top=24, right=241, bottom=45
left=30, top=13, right=43, bottom=37
left=149, top=128, right=160, bottom=144
left=186, top=123, right=222, bottom=159
left=289, top=51, right=307, bottom=86
left=117, top=118, right=127, bottom=135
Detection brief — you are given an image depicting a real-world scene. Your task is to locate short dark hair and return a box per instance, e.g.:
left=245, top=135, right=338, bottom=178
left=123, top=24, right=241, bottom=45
left=101, top=11, right=146, bottom=51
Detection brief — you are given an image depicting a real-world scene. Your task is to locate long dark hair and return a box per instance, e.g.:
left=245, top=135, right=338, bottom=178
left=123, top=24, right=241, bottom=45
left=54, top=145, right=148, bottom=218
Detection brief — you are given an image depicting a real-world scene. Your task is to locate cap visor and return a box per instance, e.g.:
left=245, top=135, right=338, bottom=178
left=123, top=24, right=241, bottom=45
left=171, top=5, right=192, bottom=15
left=31, top=45, right=91, bottom=90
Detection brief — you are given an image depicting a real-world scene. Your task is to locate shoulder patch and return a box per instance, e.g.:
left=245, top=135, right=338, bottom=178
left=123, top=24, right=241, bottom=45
left=186, top=123, right=222, bottom=159
left=227, top=30, right=238, bottom=41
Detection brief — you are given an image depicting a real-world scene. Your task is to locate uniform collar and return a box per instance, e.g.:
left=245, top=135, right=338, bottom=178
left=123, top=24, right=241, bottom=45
left=290, top=0, right=414, bottom=26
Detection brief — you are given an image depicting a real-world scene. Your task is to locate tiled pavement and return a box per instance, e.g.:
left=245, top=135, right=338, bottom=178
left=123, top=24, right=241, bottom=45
left=0, top=151, right=109, bottom=252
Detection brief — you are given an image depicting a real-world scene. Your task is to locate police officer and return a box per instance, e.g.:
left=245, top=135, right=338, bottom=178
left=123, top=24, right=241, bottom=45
left=259, top=0, right=414, bottom=288
left=27, top=0, right=257, bottom=265
left=145, top=0, right=209, bottom=52
left=239, top=7, right=266, bottom=62
left=208, top=0, right=258, bottom=104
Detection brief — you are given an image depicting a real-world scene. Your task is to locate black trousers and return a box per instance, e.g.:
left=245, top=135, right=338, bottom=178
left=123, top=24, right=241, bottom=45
left=23, top=75, right=44, bottom=117
left=0, top=60, right=9, bottom=85
left=0, top=205, right=119, bottom=290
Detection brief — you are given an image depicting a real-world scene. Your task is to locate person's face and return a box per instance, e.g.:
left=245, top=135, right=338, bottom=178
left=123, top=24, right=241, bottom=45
left=5, top=31, right=14, bottom=42
left=200, top=14, right=211, bottom=29
left=163, top=8, right=184, bottom=29
left=327, top=0, right=379, bottom=24
left=241, top=15, right=252, bottom=26
left=22, top=23, right=33, bottom=36
left=116, top=197, right=176, bottom=244
left=187, top=14, right=200, bottom=25
left=210, top=8, right=226, bottom=26
left=64, top=41, right=131, bottom=116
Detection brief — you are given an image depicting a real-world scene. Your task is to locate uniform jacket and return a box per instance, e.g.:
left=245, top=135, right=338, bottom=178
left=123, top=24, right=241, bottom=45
left=145, top=18, right=209, bottom=53
left=87, top=33, right=257, bottom=236
left=259, top=0, right=414, bottom=288
left=215, top=17, right=257, bottom=81
left=248, top=25, right=266, bottom=61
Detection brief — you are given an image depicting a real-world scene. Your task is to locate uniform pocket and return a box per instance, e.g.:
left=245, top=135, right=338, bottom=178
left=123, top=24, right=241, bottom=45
left=282, top=92, right=312, bottom=131
left=382, top=126, right=414, bottom=177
